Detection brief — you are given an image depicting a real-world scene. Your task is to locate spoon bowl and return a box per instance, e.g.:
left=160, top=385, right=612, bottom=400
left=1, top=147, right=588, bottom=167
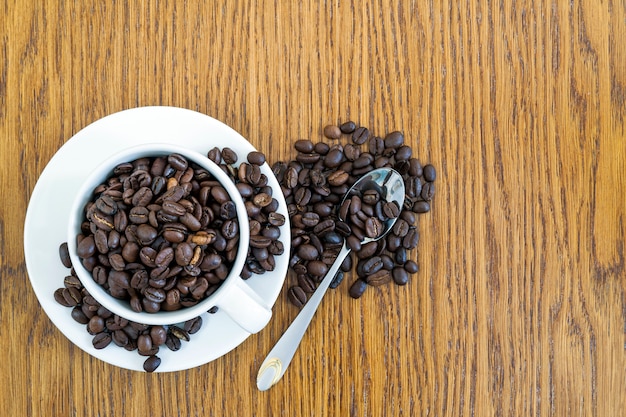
left=256, top=168, right=405, bottom=391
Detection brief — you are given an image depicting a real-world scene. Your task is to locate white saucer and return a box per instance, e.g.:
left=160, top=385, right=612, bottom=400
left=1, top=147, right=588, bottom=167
left=23, top=107, right=290, bottom=372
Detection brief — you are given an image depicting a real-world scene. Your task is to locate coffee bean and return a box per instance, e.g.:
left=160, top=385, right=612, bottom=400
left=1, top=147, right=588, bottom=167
left=365, top=269, right=392, bottom=286
left=329, top=270, right=344, bottom=289
left=288, top=286, right=307, bottom=308
left=307, top=260, right=328, bottom=277
left=402, top=228, right=419, bottom=249
left=368, top=136, right=385, bottom=156
left=339, top=121, right=357, bottom=134
left=59, top=242, right=72, bottom=268
left=247, top=151, right=266, bottom=166
left=294, top=139, right=315, bottom=153
left=420, top=182, right=435, bottom=201
left=143, top=355, right=161, bottom=372
left=404, top=260, right=419, bottom=274
left=352, top=127, right=370, bottom=145
left=221, top=148, right=238, bottom=164
left=92, top=332, right=112, bottom=349
left=423, top=164, right=436, bottom=182
left=323, top=125, right=342, bottom=139
left=384, top=131, right=404, bottom=149
left=297, top=244, right=319, bottom=261
left=413, top=201, right=430, bottom=213
left=297, top=274, right=316, bottom=293
left=95, top=195, right=118, bottom=216
left=348, top=279, right=367, bottom=298
left=392, top=268, right=409, bottom=285
left=76, top=235, right=96, bottom=258
left=184, top=317, right=203, bottom=334
left=69, top=306, right=89, bottom=324
left=365, top=217, right=383, bottom=238
left=324, top=148, right=345, bottom=168
left=362, top=256, right=384, bottom=275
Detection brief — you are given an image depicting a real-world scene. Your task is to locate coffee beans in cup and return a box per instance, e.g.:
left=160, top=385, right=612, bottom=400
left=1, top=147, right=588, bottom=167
left=55, top=148, right=283, bottom=371
left=74, top=153, right=241, bottom=314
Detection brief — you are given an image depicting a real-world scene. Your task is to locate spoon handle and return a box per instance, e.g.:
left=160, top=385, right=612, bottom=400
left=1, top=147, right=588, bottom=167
left=256, top=242, right=351, bottom=391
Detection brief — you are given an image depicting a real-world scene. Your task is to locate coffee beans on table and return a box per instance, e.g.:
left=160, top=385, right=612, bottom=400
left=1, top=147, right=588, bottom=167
left=273, top=121, right=435, bottom=305
left=54, top=149, right=282, bottom=372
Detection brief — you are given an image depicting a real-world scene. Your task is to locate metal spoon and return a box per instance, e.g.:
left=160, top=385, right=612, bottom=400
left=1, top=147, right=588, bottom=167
left=256, top=168, right=405, bottom=391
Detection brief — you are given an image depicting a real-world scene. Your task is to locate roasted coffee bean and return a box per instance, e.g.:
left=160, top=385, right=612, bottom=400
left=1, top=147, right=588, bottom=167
left=348, top=279, right=367, bottom=298
left=144, top=287, right=166, bottom=303
left=395, top=247, right=407, bottom=265
left=420, top=182, right=435, bottom=201
left=59, top=242, right=72, bottom=268
left=143, top=355, right=161, bottom=372
left=297, top=244, right=319, bottom=261
left=324, top=148, right=345, bottom=168
left=384, top=131, right=404, bottom=149
left=87, top=315, right=105, bottom=335
left=361, top=256, right=384, bottom=275
left=392, top=268, right=409, bottom=285
left=95, top=195, right=118, bottom=216
left=423, top=164, right=436, bottom=182
left=307, top=260, right=328, bottom=277
left=329, top=270, right=344, bottom=289
left=174, top=242, right=193, bottom=266
left=383, top=201, right=400, bottom=219
left=288, top=286, right=307, bottom=308
left=300, top=212, right=320, bottom=227
left=346, top=235, right=362, bottom=252
left=368, top=136, right=385, bottom=156
left=340, top=121, right=357, bottom=134
left=313, top=219, right=335, bottom=235
left=70, top=306, right=89, bottom=324
left=365, top=217, right=383, bottom=238
left=323, top=125, right=342, bottom=139
left=54, top=288, right=72, bottom=307
left=184, top=317, right=203, bottom=334
left=268, top=212, right=286, bottom=226
left=402, top=227, right=419, bottom=249
left=247, top=151, right=266, bottom=166
left=92, top=332, right=112, bottom=349
left=294, top=139, right=315, bottom=153
left=76, top=235, right=96, bottom=258
left=165, top=333, right=182, bottom=351
left=413, top=200, right=431, bottom=213
left=404, top=260, right=419, bottom=274
left=352, top=126, right=370, bottom=145
left=392, top=219, right=410, bottom=237
left=297, top=274, right=316, bottom=293
left=327, top=170, right=349, bottom=186
left=365, top=269, right=392, bottom=286
left=221, top=147, right=238, bottom=164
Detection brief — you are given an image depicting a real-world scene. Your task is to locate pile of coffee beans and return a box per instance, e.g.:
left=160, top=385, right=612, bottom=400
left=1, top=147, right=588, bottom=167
left=272, top=121, right=435, bottom=305
left=206, top=148, right=286, bottom=278
left=55, top=148, right=283, bottom=372
left=56, top=241, right=206, bottom=372
left=75, top=153, right=242, bottom=313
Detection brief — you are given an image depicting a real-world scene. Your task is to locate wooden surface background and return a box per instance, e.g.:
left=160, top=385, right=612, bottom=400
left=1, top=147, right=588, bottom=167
left=2, top=1, right=625, bottom=416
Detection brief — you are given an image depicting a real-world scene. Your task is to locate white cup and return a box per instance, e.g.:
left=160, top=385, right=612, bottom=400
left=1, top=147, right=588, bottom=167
left=67, top=143, right=272, bottom=334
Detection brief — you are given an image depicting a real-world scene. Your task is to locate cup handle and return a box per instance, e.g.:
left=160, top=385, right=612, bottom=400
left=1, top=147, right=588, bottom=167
left=216, top=278, right=272, bottom=334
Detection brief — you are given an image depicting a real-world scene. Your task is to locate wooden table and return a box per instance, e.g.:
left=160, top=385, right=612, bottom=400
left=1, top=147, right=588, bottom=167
left=2, top=1, right=625, bottom=416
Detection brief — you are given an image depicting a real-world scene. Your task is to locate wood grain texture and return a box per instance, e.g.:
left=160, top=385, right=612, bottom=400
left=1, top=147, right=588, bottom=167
left=1, top=1, right=625, bottom=416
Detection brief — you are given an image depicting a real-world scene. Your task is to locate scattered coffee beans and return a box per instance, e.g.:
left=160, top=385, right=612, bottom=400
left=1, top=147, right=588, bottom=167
left=54, top=245, right=200, bottom=372
left=273, top=121, right=435, bottom=305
